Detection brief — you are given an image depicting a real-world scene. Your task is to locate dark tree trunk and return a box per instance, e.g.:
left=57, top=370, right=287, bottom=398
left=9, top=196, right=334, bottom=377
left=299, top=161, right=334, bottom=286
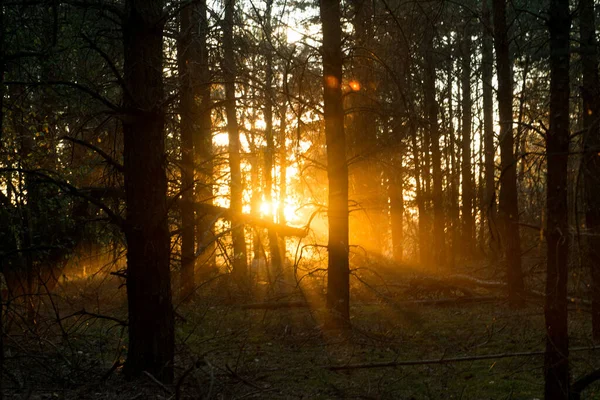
left=410, top=123, right=426, bottom=265
left=460, top=25, right=474, bottom=254
left=580, top=0, right=600, bottom=341
left=447, top=45, right=460, bottom=269
left=178, top=3, right=198, bottom=301
left=544, top=0, right=571, bottom=396
left=424, top=27, right=445, bottom=268
left=390, top=155, right=404, bottom=264
left=481, top=0, right=497, bottom=255
left=223, top=0, right=248, bottom=279
left=321, top=0, right=350, bottom=324
left=263, top=0, right=282, bottom=276
left=492, top=0, right=525, bottom=307
left=122, top=0, right=174, bottom=382
left=194, top=0, right=215, bottom=277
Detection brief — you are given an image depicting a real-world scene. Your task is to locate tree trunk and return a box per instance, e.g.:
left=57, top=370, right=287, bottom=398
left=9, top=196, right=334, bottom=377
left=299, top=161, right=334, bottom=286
left=390, top=154, right=404, bottom=264
left=460, top=24, right=474, bottom=254
left=492, top=0, right=525, bottom=307
left=580, top=0, right=600, bottom=341
left=424, top=27, right=445, bottom=268
left=481, top=0, right=497, bottom=256
left=544, top=0, right=571, bottom=396
left=223, top=0, right=248, bottom=279
left=122, top=0, right=174, bottom=382
left=178, top=3, right=197, bottom=301
left=194, top=0, right=215, bottom=279
left=263, top=0, right=282, bottom=277
left=321, top=0, right=350, bottom=324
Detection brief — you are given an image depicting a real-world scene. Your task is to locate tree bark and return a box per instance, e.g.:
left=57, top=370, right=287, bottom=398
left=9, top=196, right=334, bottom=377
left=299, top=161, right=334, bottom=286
left=122, top=0, right=174, bottom=382
left=481, top=0, right=497, bottom=256
left=460, top=24, right=474, bottom=255
left=321, top=0, right=350, bottom=324
left=194, top=0, right=215, bottom=278
left=223, top=0, right=248, bottom=279
left=178, top=3, right=197, bottom=301
left=424, top=27, right=445, bottom=268
left=544, top=0, right=571, bottom=396
left=492, top=0, right=525, bottom=307
left=580, top=0, right=600, bottom=341
left=263, top=0, right=282, bottom=276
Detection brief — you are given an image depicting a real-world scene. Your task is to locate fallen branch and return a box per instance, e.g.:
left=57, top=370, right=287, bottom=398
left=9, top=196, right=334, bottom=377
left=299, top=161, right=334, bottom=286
left=143, top=371, right=173, bottom=394
left=194, top=203, right=307, bottom=238
left=60, top=308, right=127, bottom=326
left=326, top=346, right=600, bottom=371
left=571, top=368, right=600, bottom=400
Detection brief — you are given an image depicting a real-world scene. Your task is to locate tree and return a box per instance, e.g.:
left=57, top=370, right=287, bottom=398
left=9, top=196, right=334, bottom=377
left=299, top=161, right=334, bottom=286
left=321, top=0, right=350, bottom=324
left=178, top=2, right=199, bottom=301
left=544, top=0, right=571, bottom=395
left=492, top=0, right=524, bottom=307
left=460, top=17, right=474, bottom=254
left=262, top=0, right=283, bottom=277
left=481, top=0, right=496, bottom=256
left=580, top=0, right=600, bottom=341
left=223, top=0, right=248, bottom=280
left=424, top=22, right=445, bottom=268
left=122, top=0, right=174, bottom=382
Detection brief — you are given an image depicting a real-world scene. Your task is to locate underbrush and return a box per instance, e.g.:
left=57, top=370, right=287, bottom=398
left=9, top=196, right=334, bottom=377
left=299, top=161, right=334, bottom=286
left=1, top=259, right=598, bottom=399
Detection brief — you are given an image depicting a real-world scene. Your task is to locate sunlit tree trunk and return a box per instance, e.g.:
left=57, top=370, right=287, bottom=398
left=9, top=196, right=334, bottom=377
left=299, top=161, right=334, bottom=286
left=122, top=0, right=174, bottom=382
left=544, top=0, right=571, bottom=396
left=390, top=152, right=404, bottom=264
left=460, top=24, right=474, bottom=254
left=223, top=0, right=248, bottom=279
left=424, top=27, right=445, bottom=268
left=410, top=123, right=426, bottom=265
left=178, top=3, right=197, bottom=301
left=321, top=0, right=350, bottom=324
left=580, top=0, right=600, bottom=341
left=493, top=0, right=524, bottom=307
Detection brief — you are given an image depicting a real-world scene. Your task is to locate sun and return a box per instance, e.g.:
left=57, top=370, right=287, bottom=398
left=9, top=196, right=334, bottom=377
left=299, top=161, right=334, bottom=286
left=259, top=200, right=299, bottom=224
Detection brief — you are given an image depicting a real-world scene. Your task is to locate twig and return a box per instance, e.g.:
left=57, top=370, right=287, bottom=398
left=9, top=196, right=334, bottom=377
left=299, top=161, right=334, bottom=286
left=325, top=346, right=600, bottom=371
left=143, top=371, right=173, bottom=395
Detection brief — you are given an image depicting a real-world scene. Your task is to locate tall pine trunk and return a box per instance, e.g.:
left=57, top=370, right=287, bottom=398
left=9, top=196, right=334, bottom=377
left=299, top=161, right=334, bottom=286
left=460, top=24, right=474, bottom=254
left=122, top=0, right=174, bottom=382
left=580, top=0, right=600, bottom=341
left=321, top=0, right=350, bottom=324
left=481, top=0, right=497, bottom=256
left=263, top=0, right=282, bottom=277
left=424, top=27, right=445, bottom=268
left=493, top=0, right=524, bottom=307
left=195, top=0, right=215, bottom=278
left=544, top=0, right=571, bottom=396
left=223, top=0, right=248, bottom=279
left=178, top=3, right=198, bottom=301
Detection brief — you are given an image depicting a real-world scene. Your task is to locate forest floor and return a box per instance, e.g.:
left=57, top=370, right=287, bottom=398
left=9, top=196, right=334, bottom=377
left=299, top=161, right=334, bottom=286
left=2, top=257, right=599, bottom=400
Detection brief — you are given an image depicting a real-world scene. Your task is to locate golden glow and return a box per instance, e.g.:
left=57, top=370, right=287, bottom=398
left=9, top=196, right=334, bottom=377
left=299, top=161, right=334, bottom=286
left=349, top=80, right=361, bottom=91
left=259, top=199, right=300, bottom=223
left=325, top=75, right=339, bottom=89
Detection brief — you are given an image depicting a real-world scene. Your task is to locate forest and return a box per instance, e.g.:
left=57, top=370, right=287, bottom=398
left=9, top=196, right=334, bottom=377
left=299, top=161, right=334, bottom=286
left=0, top=0, right=598, bottom=398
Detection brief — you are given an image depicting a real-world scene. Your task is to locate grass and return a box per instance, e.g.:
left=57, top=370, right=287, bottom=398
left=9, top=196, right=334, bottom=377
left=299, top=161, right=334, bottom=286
left=2, top=261, right=599, bottom=399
